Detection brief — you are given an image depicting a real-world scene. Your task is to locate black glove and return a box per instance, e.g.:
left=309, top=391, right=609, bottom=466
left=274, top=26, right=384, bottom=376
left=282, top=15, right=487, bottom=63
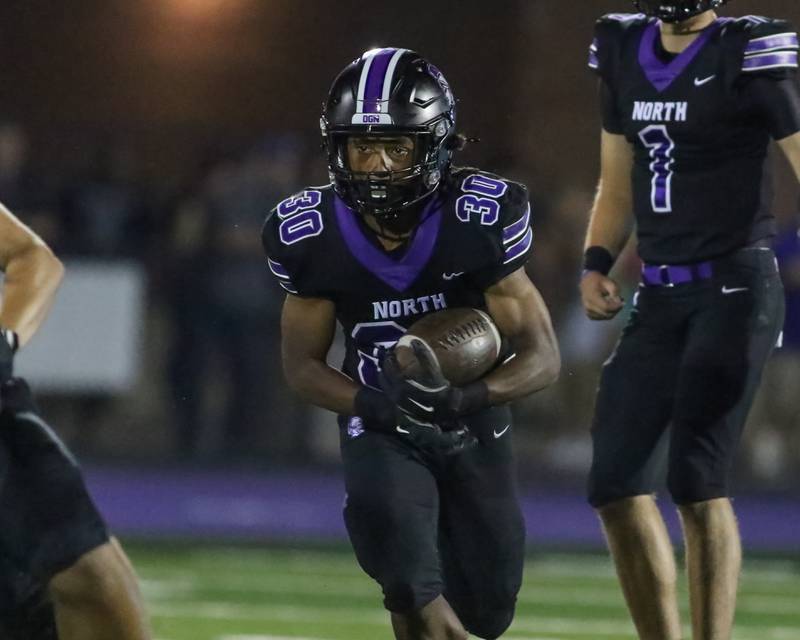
left=353, top=386, right=477, bottom=456
left=395, top=412, right=476, bottom=456
left=0, top=377, right=37, bottom=415
left=0, top=328, right=17, bottom=383
left=378, top=339, right=489, bottom=425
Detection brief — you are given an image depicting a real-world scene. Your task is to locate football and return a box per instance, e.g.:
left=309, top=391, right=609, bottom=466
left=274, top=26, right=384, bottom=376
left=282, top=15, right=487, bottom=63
left=394, top=308, right=502, bottom=386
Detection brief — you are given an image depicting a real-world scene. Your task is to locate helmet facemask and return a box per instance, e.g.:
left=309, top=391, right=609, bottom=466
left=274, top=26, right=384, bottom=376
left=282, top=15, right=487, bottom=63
left=634, top=0, right=729, bottom=23
left=324, top=121, right=451, bottom=235
left=322, top=49, right=457, bottom=237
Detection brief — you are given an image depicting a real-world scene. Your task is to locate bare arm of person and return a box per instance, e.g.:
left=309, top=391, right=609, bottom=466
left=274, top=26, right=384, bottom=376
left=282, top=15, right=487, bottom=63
left=280, top=294, right=359, bottom=415
left=0, top=202, right=64, bottom=346
left=482, top=267, right=560, bottom=403
left=777, top=130, right=800, bottom=182
left=580, top=130, right=635, bottom=321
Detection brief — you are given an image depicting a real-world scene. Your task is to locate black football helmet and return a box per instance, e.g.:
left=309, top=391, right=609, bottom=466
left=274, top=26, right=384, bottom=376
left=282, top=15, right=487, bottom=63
left=634, top=0, right=730, bottom=23
left=321, top=48, right=457, bottom=234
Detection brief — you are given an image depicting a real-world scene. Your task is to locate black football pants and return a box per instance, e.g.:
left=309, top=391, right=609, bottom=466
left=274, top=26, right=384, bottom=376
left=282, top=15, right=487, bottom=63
left=588, top=248, right=784, bottom=507
left=340, top=406, right=524, bottom=640
left=0, top=407, right=109, bottom=636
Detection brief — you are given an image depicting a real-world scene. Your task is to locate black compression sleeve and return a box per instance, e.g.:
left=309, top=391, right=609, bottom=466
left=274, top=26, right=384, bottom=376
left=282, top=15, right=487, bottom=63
left=742, top=76, right=800, bottom=140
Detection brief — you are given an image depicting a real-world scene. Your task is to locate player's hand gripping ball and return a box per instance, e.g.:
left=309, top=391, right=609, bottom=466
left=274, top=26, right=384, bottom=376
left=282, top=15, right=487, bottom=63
left=396, top=308, right=502, bottom=385
left=379, top=308, right=501, bottom=425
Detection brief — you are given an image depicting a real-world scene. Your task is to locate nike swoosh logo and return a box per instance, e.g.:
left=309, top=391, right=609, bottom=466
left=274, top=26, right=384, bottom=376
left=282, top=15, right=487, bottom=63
left=408, top=398, right=434, bottom=413
left=722, top=286, right=749, bottom=295
left=442, top=272, right=464, bottom=281
left=493, top=424, right=511, bottom=439
left=396, top=425, right=411, bottom=435
left=694, top=75, right=715, bottom=86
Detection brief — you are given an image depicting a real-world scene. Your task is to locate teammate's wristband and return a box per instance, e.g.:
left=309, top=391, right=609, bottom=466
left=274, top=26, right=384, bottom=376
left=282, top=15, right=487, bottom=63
left=582, top=246, right=615, bottom=276
left=452, top=380, right=490, bottom=416
left=353, top=387, right=396, bottom=430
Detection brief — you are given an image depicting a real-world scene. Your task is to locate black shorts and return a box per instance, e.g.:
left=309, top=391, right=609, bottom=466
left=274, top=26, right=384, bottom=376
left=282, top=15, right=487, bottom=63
left=339, top=406, right=525, bottom=627
left=588, top=248, right=784, bottom=507
left=0, top=409, right=109, bottom=609
left=0, top=576, right=57, bottom=640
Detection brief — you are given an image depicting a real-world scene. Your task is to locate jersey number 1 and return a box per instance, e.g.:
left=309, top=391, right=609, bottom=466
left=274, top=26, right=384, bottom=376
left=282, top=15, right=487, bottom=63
left=638, top=125, right=674, bottom=214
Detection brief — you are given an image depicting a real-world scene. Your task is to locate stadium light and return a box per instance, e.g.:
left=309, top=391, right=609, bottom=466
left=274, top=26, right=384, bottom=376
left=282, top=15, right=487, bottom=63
left=163, top=0, right=252, bottom=20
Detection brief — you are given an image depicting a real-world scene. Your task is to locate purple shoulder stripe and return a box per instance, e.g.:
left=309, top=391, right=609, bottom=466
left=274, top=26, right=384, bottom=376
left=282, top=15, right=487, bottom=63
left=267, top=258, right=290, bottom=280
left=503, top=204, right=531, bottom=245
left=745, top=32, right=799, bottom=54
left=589, top=37, right=600, bottom=68
left=742, top=50, right=798, bottom=71
left=503, top=227, right=533, bottom=265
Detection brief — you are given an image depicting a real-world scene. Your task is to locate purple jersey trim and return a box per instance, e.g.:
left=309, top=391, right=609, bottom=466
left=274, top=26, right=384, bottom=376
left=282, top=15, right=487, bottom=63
left=362, top=49, right=396, bottom=113
left=334, top=195, right=442, bottom=292
left=504, top=227, right=533, bottom=264
left=267, top=258, right=290, bottom=279
left=745, top=32, right=798, bottom=54
left=742, top=51, right=798, bottom=71
left=503, top=204, right=531, bottom=244
left=589, top=38, right=600, bottom=69
left=638, top=19, right=723, bottom=92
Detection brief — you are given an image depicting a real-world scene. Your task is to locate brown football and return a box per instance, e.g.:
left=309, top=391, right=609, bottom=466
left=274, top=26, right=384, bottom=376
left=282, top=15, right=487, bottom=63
left=395, top=308, right=502, bottom=385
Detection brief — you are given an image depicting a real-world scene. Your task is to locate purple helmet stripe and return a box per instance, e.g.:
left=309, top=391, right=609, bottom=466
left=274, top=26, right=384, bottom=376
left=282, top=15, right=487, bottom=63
left=355, top=51, right=379, bottom=109
left=742, top=50, right=798, bottom=71
left=279, top=281, right=298, bottom=294
left=381, top=49, right=408, bottom=103
left=503, top=204, right=531, bottom=244
left=362, top=48, right=397, bottom=113
left=745, top=32, right=798, bottom=54
left=503, top=227, right=533, bottom=264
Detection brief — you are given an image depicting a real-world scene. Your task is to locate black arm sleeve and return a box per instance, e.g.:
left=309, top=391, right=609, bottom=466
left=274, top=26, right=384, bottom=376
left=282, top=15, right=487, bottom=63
left=742, top=76, right=800, bottom=140
left=600, top=80, right=624, bottom=135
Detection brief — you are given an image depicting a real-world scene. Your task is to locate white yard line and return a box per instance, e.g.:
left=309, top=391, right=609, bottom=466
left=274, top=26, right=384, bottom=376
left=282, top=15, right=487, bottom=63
left=148, top=602, right=799, bottom=640
left=140, top=574, right=800, bottom=618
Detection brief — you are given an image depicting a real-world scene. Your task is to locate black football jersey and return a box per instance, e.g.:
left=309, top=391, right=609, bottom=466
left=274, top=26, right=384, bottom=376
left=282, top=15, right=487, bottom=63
left=590, top=14, right=800, bottom=264
left=262, top=167, right=532, bottom=398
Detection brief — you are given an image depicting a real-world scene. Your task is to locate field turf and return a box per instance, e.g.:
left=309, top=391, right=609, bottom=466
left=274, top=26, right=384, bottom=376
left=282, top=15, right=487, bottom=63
left=129, top=545, right=800, bottom=640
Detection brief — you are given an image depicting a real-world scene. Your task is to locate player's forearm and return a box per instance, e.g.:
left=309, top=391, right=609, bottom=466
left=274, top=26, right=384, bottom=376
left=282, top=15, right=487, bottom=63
left=484, top=342, right=561, bottom=405
left=777, top=130, right=800, bottom=183
left=0, top=241, right=64, bottom=346
left=585, top=189, right=634, bottom=257
left=283, top=358, right=360, bottom=415
left=482, top=332, right=560, bottom=404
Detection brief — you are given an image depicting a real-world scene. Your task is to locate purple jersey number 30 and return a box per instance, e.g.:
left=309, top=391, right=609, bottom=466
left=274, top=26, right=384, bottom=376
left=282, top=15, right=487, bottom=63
left=638, top=124, right=674, bottom=214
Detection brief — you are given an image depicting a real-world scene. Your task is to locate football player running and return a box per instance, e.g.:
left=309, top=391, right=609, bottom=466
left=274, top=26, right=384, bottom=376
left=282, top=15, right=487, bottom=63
left=0, top=202, right=151, bottom=640
left=263, top=49, right=559, bottom=640
left=583, top=1, right=800, bottom=638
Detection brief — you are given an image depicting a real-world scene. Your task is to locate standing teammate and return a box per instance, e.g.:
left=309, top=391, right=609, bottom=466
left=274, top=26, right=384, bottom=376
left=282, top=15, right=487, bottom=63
left=263, top=49, right=560, bottom=640
left=583, top=1, right=800, bottom=638
left=0, top=201, right=151, bottom=639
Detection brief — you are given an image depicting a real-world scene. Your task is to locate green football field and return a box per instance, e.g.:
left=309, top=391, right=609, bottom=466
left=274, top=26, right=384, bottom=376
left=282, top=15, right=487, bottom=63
left=128, top=544, right=800, bottom=640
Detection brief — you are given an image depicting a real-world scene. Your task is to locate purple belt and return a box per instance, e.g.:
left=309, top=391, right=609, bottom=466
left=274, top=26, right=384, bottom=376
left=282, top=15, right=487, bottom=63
left=641, top=261, right=713, bottom=287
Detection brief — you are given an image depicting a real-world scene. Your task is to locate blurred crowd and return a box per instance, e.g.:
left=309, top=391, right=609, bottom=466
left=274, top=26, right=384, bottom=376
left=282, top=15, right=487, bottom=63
left=1, top=121, right=798, bottom=491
